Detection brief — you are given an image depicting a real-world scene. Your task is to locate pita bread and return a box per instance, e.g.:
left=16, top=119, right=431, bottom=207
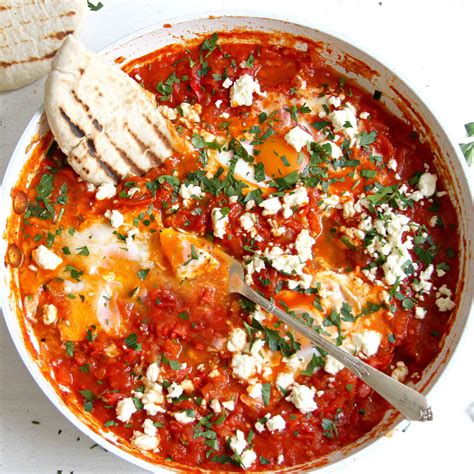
left=0, top=0, right=86, bottom=91
left=45, top=35, right=189, bottom=185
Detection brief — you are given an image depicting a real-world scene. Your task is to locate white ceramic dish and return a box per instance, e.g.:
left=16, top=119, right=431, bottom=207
left=1, top=13, right=473, bottom=473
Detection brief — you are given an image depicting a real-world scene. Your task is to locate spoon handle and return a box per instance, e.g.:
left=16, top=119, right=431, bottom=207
left=239, top=283, right=433, bottom=422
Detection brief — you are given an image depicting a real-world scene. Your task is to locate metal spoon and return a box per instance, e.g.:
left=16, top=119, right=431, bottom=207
left=228, top=259, right=433, bottom=422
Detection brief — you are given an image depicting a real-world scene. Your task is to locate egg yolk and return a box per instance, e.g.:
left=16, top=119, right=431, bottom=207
left=255, top=134, right=308, bottom=178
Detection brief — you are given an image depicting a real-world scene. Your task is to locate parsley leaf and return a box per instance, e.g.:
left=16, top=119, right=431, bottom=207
left=261, top=383, right=271, bottom=406
left=87, top=1, right=103, bottom=11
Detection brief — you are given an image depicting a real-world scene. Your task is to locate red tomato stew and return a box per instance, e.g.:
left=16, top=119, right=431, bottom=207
left=5, top=31, right=460, bottom=471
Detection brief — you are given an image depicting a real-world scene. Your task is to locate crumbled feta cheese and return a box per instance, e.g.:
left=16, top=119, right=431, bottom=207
left=328, top=104, right=358, bottom=139
left=141, top=382, right=165, bottom=416
left=95, top=182, right=117, bottom=200
left=415, top=307, right=427, bottom=320
left=278, top=454, right=285, bottom=464
left=252, top=307, right=267, bottom=322
left=222, top=77, right=233, bottom=89
left=435, top=285, right=455, bottom=312
left=282, top=186, right=309, bottom=218
left=116, top=397, right=137, bottom=423
left=43, top=304, right=58, bottom=325
left=104, top=209, right=124, bottom=229
left=131, top=431, right=159, bottom=451
left=180, top=379, right=194, bottom=393
left=266, top=414, right=286, bottom=432
left=179, top=102, right=201, bottom=123
left=210, top=399, right=221, bottom=413
left=284, top=126, right=313, bottom=152
left=286, top=383, right=317, bottom=414
left=295, top=229, right=315, bottom=262
left=215, top=99, right=223, bottom=108
left=264, top=246, right=305, bottom=276
left=259, top=196, right=282, bottom=216
left=342, top=200, right=356, bottom=219
left=413, top=264, right=434, bottom=294
left=351, top=330, right=382, bottom=357
left=246, top=383, right=262, bottom=399
left=227, top=327, right=247, bottom=353
left=231, top=354, right=258, bottom=379
left=86, top=182, right=96, bottom=192
left=391, top=361, right=409, bottom=382
left=244, top=255, right=266, bottom=285
left=32, top=245, right=62, bottom=270
left=240, top=212, right=258, bottom=233
left=324, top=355, right=344, bottom=375
left=146, top=363, right=160, bottom=383
left=179, top=183, right=203, bottom=206
left=359, top=111, right=370, bottom=120
left=142, top=418, right=158, bottom=437
left=387, top=158, right=397, bottom=171
left=429, top=215, right=438, bottom=227
left=174, top=410, right=195, bottom=424
left=328, top=96, right=342, bottom=108
left=321, top=140, right=343, bottom=159
left=240, top=449, right=257, bottom=469
left=276, top=372, right=294, bottom=390
left=222, top=400, right=235, bottom=411
left=229, top=429, right=247, bottom=455
left=211, top=207, right=229, bottom=239
left=157, top=104, right=178, bottom=120
left=230, top=74, right=265, bottom=107
left=418, top=173, right=437, bottom=197
left=167, top=382, right=184, bottom=400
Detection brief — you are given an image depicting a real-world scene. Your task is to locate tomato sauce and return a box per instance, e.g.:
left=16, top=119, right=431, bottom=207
left=6, top=31, right=460, bottom=471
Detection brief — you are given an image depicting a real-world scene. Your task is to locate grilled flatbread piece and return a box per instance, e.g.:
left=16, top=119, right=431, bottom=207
left=0, top=0, right=86, bottom=91
left=45, top=35, right=189, bottom=185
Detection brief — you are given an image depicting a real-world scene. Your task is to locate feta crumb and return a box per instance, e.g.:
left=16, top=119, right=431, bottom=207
left=328, top=104, right=358, bottom=139
left=179, top=183, right=203, bottom=206
left=142, top=418, right=158, bottom=437
left=222, top=400, right=235, bottom=411
left=359, top=111, right=370, bottom=120
left=210, top=399, right=221, bottom=413
left=324, top=355, right=344, bottom=375
left=284, top=126, right=313, bottom=152
left=278, top=454, right=284, bottom=464
left=222, top=77, right=233, bottom=89
left=391, top=361, right=409, bottom=382
left=104, top=209, right=124, bottom=229
left=167, top=382, right=183, bottom=400
left=387, top=158, right=397, bottom=171
left=227, top=327, right=247, bottom=352
left=174, top=410, right=195, bottom=424
left=435, top=285, right=455, bottom=312
left=215, top=99, right=223, bottom=108
left=229, top=430, right=247, bottom=455
left=145, top=363, right=160, bottom=383
left=282, top=186, right=309, bottom=218
left=246, top=383, right=262, bottom=399
left=266, top=414, right=286, bottom=432
left=95, top=182, right=117, bottom=200
left=429, top=215, right=438, bottom=227
left=32, top=245, right=62, bottom=270
left=116, top=397, right=137, bottom=423
left=286, top=383, right=318, bottom=413
left=230, top=74, right=265, bottom=107
left=231, top=354, right=258, bottom=379
left=240, top=212, right=258, bottom=233
left=418, top=173, right=437, bottom=197
left=415, top=307, right=427, bottom=320
left=328, top=96, right=342, bottom=108
left=131, top=431, right=159, bottom=451
left=179, top=102, right=201, bottom=123
left=259, top=196, right=282, bottom=216
left=43, top=304, right=58, bottom=325
left=180, top=379, right=194, bottom=393
left=295, top=229, right=315, bottom=262
left=351, top=330, right=382, bottom=357
left=211, top=207, right=229, bottom=239
left=264, top=246, right=305, bottom=276
left=276, top=372, right=294, bottom=390
left=240, top=449, right=257, bottom=469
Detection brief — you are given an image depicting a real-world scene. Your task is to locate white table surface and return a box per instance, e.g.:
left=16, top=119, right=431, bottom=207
left=1, top=0, right=473, bottom=472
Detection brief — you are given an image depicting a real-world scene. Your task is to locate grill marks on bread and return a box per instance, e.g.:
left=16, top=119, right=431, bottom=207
left=45, top=35, right=189, bottom=185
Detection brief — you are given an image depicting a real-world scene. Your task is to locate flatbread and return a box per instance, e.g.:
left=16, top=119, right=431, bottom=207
left=45, top=35, right=189, bottom=185
left=0, top=0, right=86, bottom=91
